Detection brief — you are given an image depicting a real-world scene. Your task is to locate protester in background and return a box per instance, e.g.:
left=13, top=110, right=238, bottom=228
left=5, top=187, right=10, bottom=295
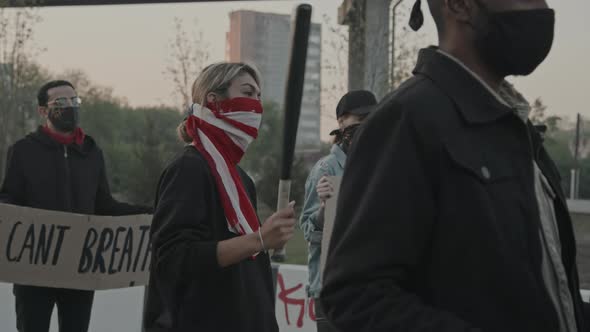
left=321, top=0, right=590, bottom=331
left=143, top=62, right=296, bottom=332
left=0, top=80, right=151, bottom=332
left=300, top=90, right=376, bottom=332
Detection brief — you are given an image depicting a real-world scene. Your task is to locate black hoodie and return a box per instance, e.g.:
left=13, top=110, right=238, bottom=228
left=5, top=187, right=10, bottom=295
left=1, top=126, right=150, bottom=215
left=143, top=146, right=278, bottom=332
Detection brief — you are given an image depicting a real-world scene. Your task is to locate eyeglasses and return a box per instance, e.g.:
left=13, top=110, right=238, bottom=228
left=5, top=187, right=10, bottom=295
left=47, top=96, right=82, bottom=108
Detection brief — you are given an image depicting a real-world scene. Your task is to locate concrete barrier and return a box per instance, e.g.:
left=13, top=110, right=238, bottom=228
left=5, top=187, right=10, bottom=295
left=274, top=264, right=316, bottom=332
left=1, top=264, right=590, bottom=332
left=0, top=264, right=317, bottom=332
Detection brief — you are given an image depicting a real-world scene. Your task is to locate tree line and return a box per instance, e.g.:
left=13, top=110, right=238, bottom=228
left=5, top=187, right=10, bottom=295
left=0, top=8, right=588, bottom=221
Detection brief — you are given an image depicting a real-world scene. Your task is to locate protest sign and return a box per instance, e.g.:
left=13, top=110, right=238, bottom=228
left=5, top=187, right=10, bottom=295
left=0, top=203, right=151, bottom=290
left=319, top=176, right=341, bottom=282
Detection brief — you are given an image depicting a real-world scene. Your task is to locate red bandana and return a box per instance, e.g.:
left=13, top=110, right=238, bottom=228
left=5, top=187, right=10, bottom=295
left=42, top=125, right=85, bottom=146
left=186, top=98, right=263, bottom=236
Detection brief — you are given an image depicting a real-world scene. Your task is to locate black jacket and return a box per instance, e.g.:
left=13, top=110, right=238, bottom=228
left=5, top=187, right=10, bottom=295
left=1, top=126, right=150, bottom=216
left=143, top=146, right=278, bottom=332
left=320, top=47, right=589, bottom=332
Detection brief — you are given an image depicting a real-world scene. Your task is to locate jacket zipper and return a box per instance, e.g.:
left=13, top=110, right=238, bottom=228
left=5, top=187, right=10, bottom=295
left=63, top=145, right=72, bottom=211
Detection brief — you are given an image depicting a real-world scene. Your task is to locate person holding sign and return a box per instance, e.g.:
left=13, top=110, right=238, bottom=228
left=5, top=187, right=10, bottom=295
left=299, top=90, right=376, bottom=332
left=321, top=0, right=590, bottom=332
left=0, top=80, right=152, bottom=332
left=143, top=62, right=296, bottom=332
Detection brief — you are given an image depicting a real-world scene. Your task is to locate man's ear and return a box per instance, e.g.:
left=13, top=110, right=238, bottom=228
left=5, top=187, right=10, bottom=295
left=38, top=106, right=48, bottom=118
left=446, top=0, right=476, bottom=24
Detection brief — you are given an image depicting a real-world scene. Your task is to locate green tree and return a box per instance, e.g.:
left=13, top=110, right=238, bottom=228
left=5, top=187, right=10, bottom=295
left=530, top=98, right=562, bottom=140
left=165, top=17, right=210, bottom=110
left=544, top=130, right=575, bottom=194
left=71, top=70, right=182, bottom=204
left=126, top=107, right=182, bottom=205
left=540, top=117, right=590, bottom=199
left=0, top=8, right=49, bottom=181
left=240, top=102, right=309, bottom=220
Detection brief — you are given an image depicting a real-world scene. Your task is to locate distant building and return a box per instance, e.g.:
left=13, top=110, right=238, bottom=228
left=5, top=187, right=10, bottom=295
left=227, top=10, right=322, bottom=153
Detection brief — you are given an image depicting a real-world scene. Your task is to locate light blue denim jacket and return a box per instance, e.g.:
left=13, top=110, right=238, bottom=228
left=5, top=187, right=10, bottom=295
left=299, top=144, right=346, bottom=299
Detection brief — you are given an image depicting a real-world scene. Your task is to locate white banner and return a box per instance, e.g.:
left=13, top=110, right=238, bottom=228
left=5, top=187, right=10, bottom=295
left=0, top=203, right=152, bottom=290
left=275, top=264, right=317, bottom=332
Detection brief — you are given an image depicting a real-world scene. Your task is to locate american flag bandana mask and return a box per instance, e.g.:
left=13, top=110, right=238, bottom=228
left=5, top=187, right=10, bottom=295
left=186, top=97, right=263, bottom=235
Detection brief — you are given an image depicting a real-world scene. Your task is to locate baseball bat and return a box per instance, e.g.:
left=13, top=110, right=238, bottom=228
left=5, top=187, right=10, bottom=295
left=271, top=3, right=312, bottom=262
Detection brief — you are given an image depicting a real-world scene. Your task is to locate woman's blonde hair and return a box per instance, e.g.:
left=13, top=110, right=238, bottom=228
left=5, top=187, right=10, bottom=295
left=178, top=62, right=261, bottom=143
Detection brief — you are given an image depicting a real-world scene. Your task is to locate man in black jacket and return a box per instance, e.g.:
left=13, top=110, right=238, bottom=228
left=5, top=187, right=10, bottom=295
left=1, top=80, right=151, bottom=332
left=321, top=1, right=590, bottom=331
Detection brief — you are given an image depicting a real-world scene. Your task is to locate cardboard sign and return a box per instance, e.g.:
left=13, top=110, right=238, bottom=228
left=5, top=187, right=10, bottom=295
left=319, top=176, right=341, bottom=283
left=274, top=264, right=317, bottom=331
left=0, top=203, right=152, bottom=290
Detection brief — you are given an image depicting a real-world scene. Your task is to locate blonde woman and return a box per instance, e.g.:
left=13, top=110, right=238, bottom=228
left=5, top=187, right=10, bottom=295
left=144, top=62, right=295, bottom=332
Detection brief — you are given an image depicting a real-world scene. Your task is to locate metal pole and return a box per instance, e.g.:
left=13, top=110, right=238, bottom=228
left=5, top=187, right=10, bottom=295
left=573, top=113, right=582, bottom=199
left=141, top=286, right=147, bottom=331
left=571, top=169, right=577, bottom=200
left=575, top=114, right=581, bottom=165
left=576, top=167, right=581, bottom=199
left=390, top=0, right=404, bottom=91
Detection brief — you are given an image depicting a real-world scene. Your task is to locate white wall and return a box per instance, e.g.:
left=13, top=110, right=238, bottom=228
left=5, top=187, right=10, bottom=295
left=0, top=264, right=316, bottom=332
left=0, top=283, right=145, bottom=332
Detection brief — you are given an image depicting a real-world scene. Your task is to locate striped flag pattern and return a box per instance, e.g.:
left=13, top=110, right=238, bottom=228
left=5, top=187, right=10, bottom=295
left=186, top=98, right=263, bottom=235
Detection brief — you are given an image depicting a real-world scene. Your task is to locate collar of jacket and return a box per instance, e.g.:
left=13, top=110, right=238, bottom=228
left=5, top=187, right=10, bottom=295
left=331, top=144, right=346, bottom=169
left=30, top=126, right=95, bottom=156
left=413, top=47, right=516, bottom=125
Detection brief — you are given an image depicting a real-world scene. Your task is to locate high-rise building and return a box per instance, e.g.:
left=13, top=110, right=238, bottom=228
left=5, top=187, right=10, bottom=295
left=227, top=10, right=322, bottom=152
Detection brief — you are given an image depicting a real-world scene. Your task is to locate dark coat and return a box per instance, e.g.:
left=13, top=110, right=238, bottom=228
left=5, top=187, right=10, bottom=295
left=143, top=146, right=278, bottom=332
left=1, top=126, right=150, bottom=216
left=320, top=47, right=589, bottom=332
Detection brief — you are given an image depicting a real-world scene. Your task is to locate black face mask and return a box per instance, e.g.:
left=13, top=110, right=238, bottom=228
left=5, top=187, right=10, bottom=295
left=48, top=107, right=79, bottom=132
left=472, top=2, right=555, bottom=77
left=340, top=124, right=361, bottom=154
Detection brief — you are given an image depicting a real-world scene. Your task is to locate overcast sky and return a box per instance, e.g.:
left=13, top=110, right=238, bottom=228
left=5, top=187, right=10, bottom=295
left=0, top=1, right=589, bottom=329
left=10, top=0, right=590, bottom=140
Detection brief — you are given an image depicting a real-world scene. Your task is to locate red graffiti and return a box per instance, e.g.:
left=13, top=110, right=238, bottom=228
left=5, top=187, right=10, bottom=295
left=277, top=272, right=306, bottom=327
left=308, top=297, right=316, bottom=321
